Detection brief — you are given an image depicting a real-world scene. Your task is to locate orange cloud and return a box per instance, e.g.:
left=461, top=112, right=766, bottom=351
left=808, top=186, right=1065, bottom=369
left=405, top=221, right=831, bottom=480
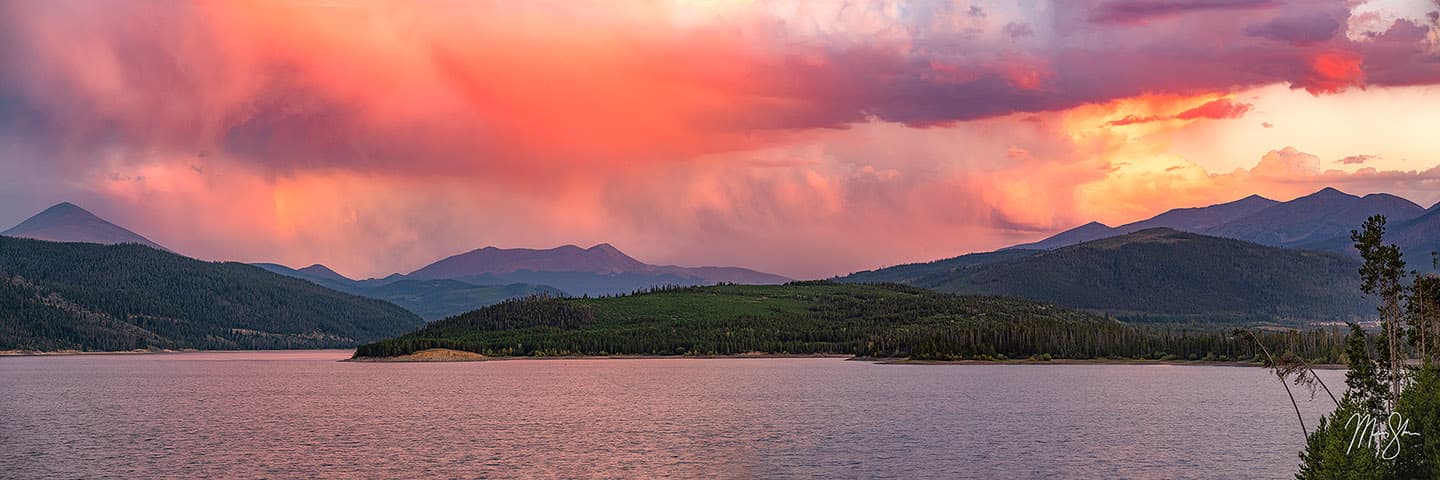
left=3, top=1, right=1440, bottom=279
left=1175, top=99, right=1255, bottom=120
left=1102, top=96, right=1254, bottom=126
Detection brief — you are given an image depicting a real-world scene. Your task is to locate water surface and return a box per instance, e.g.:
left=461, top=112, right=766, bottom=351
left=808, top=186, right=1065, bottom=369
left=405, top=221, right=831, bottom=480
left=0, top=351, right=1342, bottom=479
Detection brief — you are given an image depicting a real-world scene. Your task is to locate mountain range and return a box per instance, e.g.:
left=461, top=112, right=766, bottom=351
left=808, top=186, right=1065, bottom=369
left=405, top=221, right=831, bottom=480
left=2, top=188, right=1431, bottom=349
left=2, top=202, right=790, bottom=322
left=253, top=263, right=564, bottom=321
left=843, top=228, right=1370, bottom=322
left=257, top=243, right=790, bottom=318
left=1007, top=187, right=1438, bottom=267
left=405, top=244, right=791, bottom=296
left=1006, top=194, right=1281, bottom=250
left=842, top=186, right=1439, bottom=321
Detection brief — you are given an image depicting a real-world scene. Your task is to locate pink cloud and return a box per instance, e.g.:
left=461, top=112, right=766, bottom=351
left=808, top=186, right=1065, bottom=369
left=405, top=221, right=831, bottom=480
left=1, top=1, right=1439, bottom=278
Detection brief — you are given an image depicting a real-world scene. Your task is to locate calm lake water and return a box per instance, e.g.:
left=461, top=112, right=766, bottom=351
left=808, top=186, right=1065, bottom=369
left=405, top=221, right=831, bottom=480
left=0, top=351, right=1343, bottom=479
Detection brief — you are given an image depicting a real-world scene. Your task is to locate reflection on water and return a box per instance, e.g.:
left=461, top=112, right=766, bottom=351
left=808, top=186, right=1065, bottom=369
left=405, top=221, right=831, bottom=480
left=0, top=351, right=1340, bottom=479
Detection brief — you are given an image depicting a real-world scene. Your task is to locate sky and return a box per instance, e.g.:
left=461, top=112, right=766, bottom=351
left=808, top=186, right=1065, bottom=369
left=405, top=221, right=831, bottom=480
left=1, top=0, right=1439, bottom=280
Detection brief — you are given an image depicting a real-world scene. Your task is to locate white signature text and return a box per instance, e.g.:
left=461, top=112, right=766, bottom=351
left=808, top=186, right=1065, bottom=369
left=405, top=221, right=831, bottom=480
left=1347, top=411, right=1422, bottom=460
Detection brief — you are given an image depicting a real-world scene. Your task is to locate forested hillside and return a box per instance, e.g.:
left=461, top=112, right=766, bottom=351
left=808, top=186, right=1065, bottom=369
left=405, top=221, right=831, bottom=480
left=0, top=237, right=423, bottom=351
left=355, top=281, right=1349, bottom=362
left=842, top=229, right=1370, bottom=322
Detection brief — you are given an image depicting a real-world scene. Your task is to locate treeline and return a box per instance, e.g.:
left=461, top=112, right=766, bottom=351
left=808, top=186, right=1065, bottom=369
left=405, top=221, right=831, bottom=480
left=0, top=237, right=423, bottom=351
left=355, top=281, right=1351, bottom=362
left=881, top=323, right=1349, bottom=363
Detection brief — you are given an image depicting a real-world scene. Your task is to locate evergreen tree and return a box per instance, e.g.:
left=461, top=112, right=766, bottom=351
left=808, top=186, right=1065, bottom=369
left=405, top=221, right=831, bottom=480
left=1297, top=219, right=1438, bottom=479
left=1296, top=325, right=1392, bottom=480
left=1392, top=368, right=1440, bottom=479
left=1352, top=215, right=1408, bottom=408
left=1408, top=261, right=1440, bottom=368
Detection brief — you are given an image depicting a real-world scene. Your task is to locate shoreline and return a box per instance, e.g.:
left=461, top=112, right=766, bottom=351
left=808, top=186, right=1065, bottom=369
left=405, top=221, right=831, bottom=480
left=1, top=349, right=188, bottom=356
left=3, top=348, right=1347, bottom=369
left=0, top=348, right=351, bottom=357
left=346, top=348, right=855, bottom=363
left=349, top=348, right=1346, bottom=368
left=874, top=357, right=1346, bottom=369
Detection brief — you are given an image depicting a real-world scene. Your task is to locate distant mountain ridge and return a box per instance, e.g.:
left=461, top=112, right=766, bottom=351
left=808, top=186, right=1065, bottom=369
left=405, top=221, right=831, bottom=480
left=1205, top=188, right=1423, bottom=247
left=255, top=262, right=563, bottom=321
left=1006, top=221, right=1116, bottom=250
left=404, top=243, right=791, bottom=296
left=1387, top=207, right=1440, bottom=268
left=257, top=242, right=790, bottom=315
left=1005, top=194, right=1282, bottom=251
left=2, top=203, right=167, bottom=251
left=297, top=264, right=352, bottom=283
left=408, top=244, right=648, bottom=278
left=1008, top=187, right=1436, bottom=267
left=843, top=228, right=1370, bottom=322
left=1118, top=194, right=1279, bottom=233
left=863, top=187, right=1434, bottom=321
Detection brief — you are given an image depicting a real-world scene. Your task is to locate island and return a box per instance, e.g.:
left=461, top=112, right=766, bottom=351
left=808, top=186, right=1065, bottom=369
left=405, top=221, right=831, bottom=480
left=353, top=281, right=1348, bottom=363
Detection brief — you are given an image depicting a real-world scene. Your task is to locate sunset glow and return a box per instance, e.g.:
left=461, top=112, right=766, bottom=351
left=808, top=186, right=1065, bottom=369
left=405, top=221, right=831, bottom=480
left=2, top=0, right=1439, bottom=278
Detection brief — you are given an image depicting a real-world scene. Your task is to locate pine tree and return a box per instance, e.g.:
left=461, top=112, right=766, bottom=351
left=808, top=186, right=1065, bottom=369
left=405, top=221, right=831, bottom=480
left=1352, top=215, right=1408, bottom=409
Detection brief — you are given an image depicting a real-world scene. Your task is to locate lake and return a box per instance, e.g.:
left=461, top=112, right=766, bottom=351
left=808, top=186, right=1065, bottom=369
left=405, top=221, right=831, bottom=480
left=0, top=351, right=1343, bottom=479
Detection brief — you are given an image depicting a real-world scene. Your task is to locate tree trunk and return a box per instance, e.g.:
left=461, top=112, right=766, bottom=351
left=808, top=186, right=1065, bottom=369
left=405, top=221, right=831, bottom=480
left=1387, top=298, right=1402, bottom=410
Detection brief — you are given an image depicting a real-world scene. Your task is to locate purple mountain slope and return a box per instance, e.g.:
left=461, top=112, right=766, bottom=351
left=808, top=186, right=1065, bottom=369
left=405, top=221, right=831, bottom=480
left=2, top=202, right=167, bottom=251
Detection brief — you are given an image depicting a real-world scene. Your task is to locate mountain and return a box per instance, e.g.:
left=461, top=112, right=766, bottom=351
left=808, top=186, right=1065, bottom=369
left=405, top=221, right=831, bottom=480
left=0, top=236, right=423, bottom=351
left=406, top=244, right=790, bottom=296
left=253, top=262, right=351, bottom=290
left=1389, top=208, right=1440, bottom=269
left=409, top=244, right=645, bottom=278
left=253, top=263, right=561, bottom=320
left=1008, top=195, right=1278, bottom=252
left=1008, top=188, right=1425, bottom=254
left=841, top=249, right=1039, bottom=284
left=1117, top=194, right=1278, bottom=233
left=2, top=202, right=167, bottom=251
left=842, top=229, right=1369, bottom=322
left=1006, top=222, right=1116, bottom=250
left=1205, top=188, right=1424, bottom=247
left=297, top=264, right=352, bottom=284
